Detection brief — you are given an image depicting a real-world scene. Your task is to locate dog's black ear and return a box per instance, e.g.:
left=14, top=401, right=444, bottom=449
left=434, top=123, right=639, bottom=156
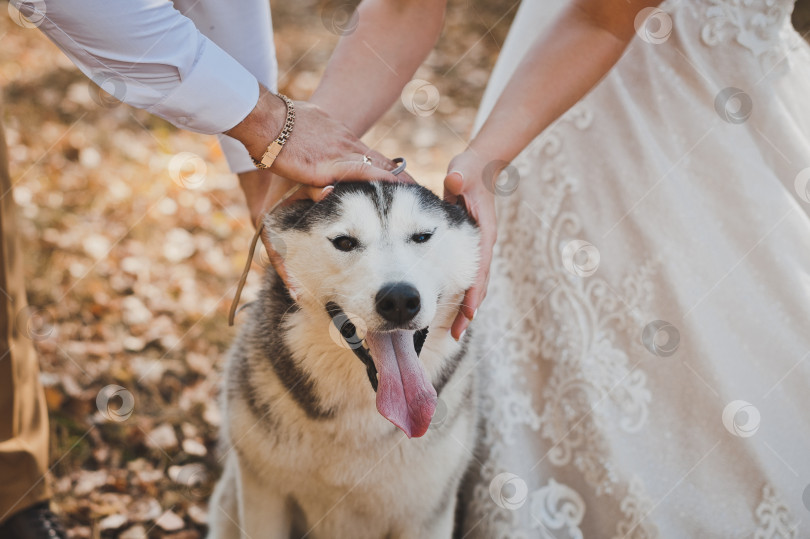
left=441, top=196, right=478, bottom=229
left=268, top=199, right=317, bottom=232
left=405, top=183, right=477, bottom=229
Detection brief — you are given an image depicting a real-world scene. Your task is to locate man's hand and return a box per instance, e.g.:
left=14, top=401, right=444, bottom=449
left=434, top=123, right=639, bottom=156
left=443, top=150, right=499, bottom=341
left=227, top=87, right=399, bottom=186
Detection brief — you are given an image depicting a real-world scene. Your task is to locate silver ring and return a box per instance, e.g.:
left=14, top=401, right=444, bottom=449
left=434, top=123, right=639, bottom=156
left=391, top=157, right=406, bottom=176
left=362, top=155, right=372, bottom=165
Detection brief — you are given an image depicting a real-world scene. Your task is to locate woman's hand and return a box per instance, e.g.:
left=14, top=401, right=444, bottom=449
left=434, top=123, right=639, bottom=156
left=443, top=150, right=499, bottom=341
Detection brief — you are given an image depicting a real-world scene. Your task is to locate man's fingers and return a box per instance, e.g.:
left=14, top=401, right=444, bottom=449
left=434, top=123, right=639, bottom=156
left=364, top=150, right=417, bottom=184
left=315, top=185, right=335, bottom=201
left=332, top=160, right=399, bottom=182
left=298, top=184, right=333, bottom=202
left=396, top=170, right=417, bottom=184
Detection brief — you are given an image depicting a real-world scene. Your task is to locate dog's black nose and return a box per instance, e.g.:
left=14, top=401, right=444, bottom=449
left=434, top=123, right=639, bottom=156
left=375, top=283, right=421, bottom=324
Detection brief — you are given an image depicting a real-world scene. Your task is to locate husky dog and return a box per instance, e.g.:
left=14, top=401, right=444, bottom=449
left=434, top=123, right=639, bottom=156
left=208, top=181, right=481, bottom=539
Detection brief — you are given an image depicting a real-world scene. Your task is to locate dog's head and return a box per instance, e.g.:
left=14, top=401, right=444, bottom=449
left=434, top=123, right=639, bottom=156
left=265, top=181, right=479, bottom=437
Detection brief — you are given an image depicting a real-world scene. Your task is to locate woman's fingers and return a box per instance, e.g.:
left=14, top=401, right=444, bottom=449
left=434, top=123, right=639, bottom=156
left=451, top=219, right=495, bottom=340
left=443, top=170, right=464, bottom=203
left=443, top=152, right=500, bottom=340
left=451, top=295, right=471, bottom=340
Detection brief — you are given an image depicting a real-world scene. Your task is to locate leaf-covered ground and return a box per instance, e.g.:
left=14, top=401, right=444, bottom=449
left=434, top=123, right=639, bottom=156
left=1, top=1, right=514, bottom=536
left=5, top=1, right=810, bottom=536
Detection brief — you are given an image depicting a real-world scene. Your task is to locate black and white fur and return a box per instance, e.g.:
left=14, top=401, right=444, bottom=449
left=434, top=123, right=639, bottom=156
left=208, top=182, right=481, bottom=539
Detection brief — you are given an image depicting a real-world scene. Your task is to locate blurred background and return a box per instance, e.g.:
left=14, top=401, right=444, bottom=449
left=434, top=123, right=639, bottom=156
left=1, top=0, right=809, bottom=537
left=0, top=1, right=514, bottom=537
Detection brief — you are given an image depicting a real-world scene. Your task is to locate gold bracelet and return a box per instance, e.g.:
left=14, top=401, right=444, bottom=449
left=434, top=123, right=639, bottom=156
left=251, top=93, right=295, bottom=170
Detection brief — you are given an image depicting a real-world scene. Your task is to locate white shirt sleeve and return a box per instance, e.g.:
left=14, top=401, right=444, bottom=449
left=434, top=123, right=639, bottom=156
left=28, top=0, right=260, bottom=136
left=173, top=0, right=279, bottom=173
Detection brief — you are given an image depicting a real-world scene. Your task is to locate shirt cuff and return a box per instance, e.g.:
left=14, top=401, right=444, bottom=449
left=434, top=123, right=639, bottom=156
left=149, top=38, right=259, bottom=135
left=217, top=134, right=256, bottom=174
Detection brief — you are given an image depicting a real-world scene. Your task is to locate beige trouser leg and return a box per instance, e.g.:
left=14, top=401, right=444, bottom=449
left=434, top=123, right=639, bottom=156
left=0, top=106, right=51, bottom=524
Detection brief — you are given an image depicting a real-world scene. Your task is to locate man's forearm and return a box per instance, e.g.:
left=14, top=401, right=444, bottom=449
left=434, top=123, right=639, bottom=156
left=310, top=0, right=446, bottom=136
left=225, top=87, right=286, bottom=162
left=32, top=0, right=261, bottom=135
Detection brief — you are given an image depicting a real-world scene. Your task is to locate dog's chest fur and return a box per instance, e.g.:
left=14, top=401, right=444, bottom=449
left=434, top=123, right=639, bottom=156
left=209, top=182, right=482, bottom=539
left=216, top=276, right=479, bottom=538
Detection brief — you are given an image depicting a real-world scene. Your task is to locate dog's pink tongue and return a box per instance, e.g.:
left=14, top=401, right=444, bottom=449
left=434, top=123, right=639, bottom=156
left=365, top=330, right=436, bottom=438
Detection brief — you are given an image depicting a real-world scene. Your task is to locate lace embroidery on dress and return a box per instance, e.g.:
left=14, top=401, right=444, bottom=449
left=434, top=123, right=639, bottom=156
left=530, top=479, right=585, bottom=539
left=698, top=0, right=801, bottom=71
left=612, top=476, right=660, bottom=539
left=513, top=105, right=656, bottom=497
left=466, top=103, right=659, bottom=537
left=753, top=484, right=797, bottom=539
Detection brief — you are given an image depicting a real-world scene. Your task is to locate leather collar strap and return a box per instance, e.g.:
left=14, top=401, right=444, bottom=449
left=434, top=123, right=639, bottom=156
left=325, top=301, right=379, bottom=391
left=228, top=183, right=303, bottom=326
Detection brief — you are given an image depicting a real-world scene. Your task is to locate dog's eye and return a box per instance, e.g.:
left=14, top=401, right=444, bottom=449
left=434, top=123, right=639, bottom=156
left=411, top=232, right=432, bottom=244
left=331, top=236, right=358, bottom=252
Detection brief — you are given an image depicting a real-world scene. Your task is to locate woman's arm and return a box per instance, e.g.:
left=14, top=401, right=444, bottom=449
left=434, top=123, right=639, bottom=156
left=469, top=0, right=660, bottom=164
left=446, top=0, right=663, bottom=340
left=310, top=0, right=447, bottom=136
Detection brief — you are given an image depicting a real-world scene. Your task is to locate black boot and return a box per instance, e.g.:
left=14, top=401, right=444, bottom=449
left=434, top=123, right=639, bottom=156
left=0, top=502, right=67, bottom=539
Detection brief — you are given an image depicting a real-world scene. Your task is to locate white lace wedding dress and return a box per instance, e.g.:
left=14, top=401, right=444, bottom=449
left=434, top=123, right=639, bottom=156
left=461, top=0, right=810, bottom=536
